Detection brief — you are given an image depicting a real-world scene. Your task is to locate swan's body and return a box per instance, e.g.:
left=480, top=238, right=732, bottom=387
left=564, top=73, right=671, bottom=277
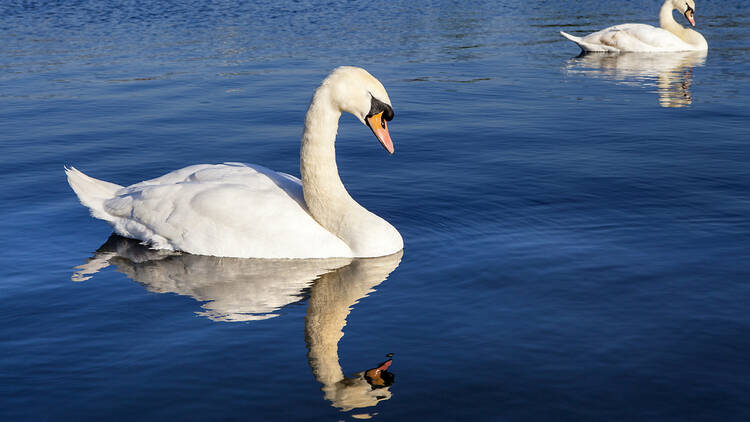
left=66, top=163, right=355, bottom=258
left=66, top=67, right=403, bottom=259
left=560, top=0, right=707, bottom=52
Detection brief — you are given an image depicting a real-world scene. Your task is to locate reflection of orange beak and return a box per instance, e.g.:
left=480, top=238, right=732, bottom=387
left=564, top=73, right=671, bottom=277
left=364, top=359, right=393, bottom=387
left=366, top=112, right=394, bottom=155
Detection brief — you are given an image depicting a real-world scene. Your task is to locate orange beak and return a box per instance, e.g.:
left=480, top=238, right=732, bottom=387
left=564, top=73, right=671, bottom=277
left=366, top=111, right=394, bottom=155
left=685, top=10, right=696, bottom=27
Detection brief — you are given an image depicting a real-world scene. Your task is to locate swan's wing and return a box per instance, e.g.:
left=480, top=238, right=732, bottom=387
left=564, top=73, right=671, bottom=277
left=580, top=24, right=689, bottom=52
left=103, top=163, right=352, bottom=258
left=612, top=24, right=689, bottom=50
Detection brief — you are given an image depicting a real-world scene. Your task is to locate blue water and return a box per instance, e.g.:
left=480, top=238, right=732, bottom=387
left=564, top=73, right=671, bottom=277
left=2, top=1, right=749, bottom=420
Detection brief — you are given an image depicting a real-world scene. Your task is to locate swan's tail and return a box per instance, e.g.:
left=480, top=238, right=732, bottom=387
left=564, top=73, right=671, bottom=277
left=560, top=31, right=583, bottom=44
left=560, top=31, right=603, bottom=52
left=65, top=166, right=123, bottom=222
left=560, top=31, right=592, bottom=52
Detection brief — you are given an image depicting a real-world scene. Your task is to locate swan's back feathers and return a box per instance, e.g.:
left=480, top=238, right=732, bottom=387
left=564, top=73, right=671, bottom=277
left=65, top=166, right=123, bottom=221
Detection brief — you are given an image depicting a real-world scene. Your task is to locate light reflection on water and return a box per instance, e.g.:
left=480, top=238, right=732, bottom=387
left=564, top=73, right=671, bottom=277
left=564, top=51, right=707, bottom=108
left=74, top=235, right=401, bottom=413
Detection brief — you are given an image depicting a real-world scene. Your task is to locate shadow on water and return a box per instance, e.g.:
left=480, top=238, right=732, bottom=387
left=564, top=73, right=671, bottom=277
left=72, top=235, right=401, bottom=414
left=564, top=50, right=707, bottom=107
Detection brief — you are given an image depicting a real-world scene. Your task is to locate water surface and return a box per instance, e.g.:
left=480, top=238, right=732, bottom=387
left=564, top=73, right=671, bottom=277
left=2, top=1, right=749, bottom=420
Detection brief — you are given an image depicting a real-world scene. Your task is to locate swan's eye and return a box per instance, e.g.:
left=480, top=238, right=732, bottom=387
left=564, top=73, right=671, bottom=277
left=368, top=97, right=394, bottom=122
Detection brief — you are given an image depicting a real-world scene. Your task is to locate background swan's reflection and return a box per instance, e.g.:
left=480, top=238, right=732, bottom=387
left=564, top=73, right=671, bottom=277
left=565, top=51, right=707, bottom=107
left=73, top=235, right=402, bottom=412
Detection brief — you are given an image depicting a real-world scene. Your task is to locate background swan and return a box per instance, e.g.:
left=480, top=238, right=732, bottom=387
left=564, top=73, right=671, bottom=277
left=66, top=66, right=403, bottom=259
left=560, top=0, right=708, bottom=52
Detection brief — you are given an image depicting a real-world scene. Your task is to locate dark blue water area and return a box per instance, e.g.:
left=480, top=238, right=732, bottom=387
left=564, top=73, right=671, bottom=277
left=2, top=1, right=749, bottom=421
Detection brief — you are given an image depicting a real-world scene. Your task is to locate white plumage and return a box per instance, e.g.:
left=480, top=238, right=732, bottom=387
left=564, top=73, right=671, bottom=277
left=66, top=163, right=351, bottom=258
left=560, top=0, right=707, bottom=53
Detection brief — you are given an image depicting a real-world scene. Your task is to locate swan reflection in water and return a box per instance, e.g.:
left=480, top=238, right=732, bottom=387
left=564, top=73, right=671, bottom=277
left=564, top=51, right=707, bottom=107
left=73, top=235, right=402, bottom=412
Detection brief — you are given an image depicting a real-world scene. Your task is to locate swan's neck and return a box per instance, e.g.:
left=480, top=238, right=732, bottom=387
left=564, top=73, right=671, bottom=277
left=300, top=85, right=361, bottom=238
left=300, top=85, right=402, bottom=257
left=660, top=1, right=684, bottom=35
left=659, top=0, right=706, bottom=48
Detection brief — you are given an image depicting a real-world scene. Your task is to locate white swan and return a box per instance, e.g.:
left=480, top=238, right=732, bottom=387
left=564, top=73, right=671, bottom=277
left=560, top=0, right=708, bottom=52
left=66, top=66, right=403, bottom=259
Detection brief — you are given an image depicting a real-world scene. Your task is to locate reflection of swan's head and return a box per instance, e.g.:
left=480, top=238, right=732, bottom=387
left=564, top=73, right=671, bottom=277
left=305, top=252, right=403, bottom=412
left=316, top=66, right=395, bottom=154
left=320, top=356, right=396, bottom=413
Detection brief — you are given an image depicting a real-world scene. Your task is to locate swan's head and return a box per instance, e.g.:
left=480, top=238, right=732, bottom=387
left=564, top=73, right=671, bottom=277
left=323, top=66, right=396, bottom=154
left=672, top=0, right=697, bottom=27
